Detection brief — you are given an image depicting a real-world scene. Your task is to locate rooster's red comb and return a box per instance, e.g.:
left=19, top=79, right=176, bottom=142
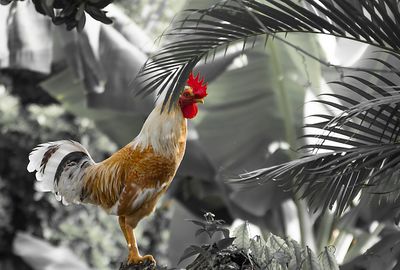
left=187, top=72, right=207, bottom=98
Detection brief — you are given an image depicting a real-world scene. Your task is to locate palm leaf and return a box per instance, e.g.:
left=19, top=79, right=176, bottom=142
left=236, top=53, right=400, bottom=214
left=134, top=0, right=400, bottom=105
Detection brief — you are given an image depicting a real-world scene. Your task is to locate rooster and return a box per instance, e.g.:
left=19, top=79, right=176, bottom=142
left=27, top=73, right=207, bottom=265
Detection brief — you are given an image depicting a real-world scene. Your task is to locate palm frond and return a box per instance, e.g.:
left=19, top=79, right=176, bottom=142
left=237, top=144, right=400, bottom=214
left=237, top=54, right=400, bottom=214
left=135, top=0, right=400, bottom=105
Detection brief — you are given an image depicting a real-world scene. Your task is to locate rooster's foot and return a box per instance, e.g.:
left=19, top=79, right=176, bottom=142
left=127, top=254, right=156, bottom=265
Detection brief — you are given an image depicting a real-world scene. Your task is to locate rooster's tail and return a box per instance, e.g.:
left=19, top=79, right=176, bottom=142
left=27, top=140, right=95, bottom=204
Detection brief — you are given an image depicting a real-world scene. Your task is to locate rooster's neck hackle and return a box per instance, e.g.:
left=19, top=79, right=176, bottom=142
left=131, top=103, right=187, bottom=157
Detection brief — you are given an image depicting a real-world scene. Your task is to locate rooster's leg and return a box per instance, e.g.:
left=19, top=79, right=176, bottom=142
left=118, top=216, right=155, bottom=264
left=118, top=216, right=133, bottom=251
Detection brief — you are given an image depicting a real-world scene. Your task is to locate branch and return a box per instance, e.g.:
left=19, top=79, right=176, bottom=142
left=119, top=260, right=157, bottom=270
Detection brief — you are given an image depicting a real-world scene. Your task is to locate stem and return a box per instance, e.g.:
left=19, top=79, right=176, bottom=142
left=269, top=43, right=296, bottom=153
left=343, top=222, right=385, bottom=262
left=316, top=210, right=335, bottom=253
left=269, top=41, right=315, bottom=250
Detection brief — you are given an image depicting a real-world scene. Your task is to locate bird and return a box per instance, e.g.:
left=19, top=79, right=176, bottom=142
left=27, top=72, right=208, bottom=265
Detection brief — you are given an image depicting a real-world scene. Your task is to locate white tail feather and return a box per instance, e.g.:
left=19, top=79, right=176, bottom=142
left=27, top=140, right=95, bottom=204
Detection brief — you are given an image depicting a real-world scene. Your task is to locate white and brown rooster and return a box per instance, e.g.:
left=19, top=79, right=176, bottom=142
left=27, top=73, right=208, bottom=265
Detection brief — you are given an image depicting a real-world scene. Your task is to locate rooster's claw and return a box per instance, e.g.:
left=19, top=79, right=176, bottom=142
left=127, top=254, right=155, bottom=265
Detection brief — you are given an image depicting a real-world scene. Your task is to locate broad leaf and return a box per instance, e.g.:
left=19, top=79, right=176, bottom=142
left=216, top=237, right=236, bottom=250
left=195, top=228, right=207, bottom=237
left=267, top=259, right=286, bottom=270
left=186, top=219, right=207, bottom=228
left=266, top=233, right=291, bottom=265
left=250, top=235, right=266, bottom=262
left=287, top=239, right=304, bottom=269
left=232, top=221, right=251, bottom=250
left=178, top=245, right=205, bottom=264
left=302, top=247, right=321, bottom=270
left=319, top=246, right=339, bottom=270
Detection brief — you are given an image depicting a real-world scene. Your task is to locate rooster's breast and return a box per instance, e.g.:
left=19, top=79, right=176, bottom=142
left=106, top=145, right=181, bottom=217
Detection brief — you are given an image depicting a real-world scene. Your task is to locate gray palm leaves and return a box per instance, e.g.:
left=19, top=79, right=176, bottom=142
left=135, top=0, right=400, bottom=215
left=238, top=56, right=400, bottom=214
left=135, top=0, right=400, bottom=102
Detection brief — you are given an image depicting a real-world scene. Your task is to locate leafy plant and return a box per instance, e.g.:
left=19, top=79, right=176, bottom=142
left=179, top=212, right=236, bottom=267
left=190, top=212, right=231, bottom=239
left=179, top=213, right=340, bottom=270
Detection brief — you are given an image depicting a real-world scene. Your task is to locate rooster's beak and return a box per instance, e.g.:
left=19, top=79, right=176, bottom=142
left=195, top=98, right=204, bottom=104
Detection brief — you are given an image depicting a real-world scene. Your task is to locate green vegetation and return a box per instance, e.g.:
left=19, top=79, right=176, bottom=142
left=180, top=213, right=339, bottom=270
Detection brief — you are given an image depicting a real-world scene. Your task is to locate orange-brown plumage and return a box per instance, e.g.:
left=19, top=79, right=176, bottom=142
left=82, top=118, right=187, bottom=217
left=27, top=73, right=206, bottom=265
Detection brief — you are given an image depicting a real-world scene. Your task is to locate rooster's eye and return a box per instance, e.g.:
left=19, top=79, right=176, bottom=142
left=183, top=92, right=190, bottom=97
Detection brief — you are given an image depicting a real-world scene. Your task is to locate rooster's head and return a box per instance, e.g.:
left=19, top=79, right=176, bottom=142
left=179, top=72, right=208, bottom=119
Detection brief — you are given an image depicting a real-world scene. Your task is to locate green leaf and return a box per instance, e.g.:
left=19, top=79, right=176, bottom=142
left=287, top=239, right=304, bottom=269
left=178, top=245, right=203, bottom=264
left=266, top=234, right=291, bottom=265
left=88, top=0, right=106, bottom=3
left=232, top=221, right=251, bottom=250
left=186, top=219, right=206, bottom=228
left=264, top=243, right=271, bottom=265
left=319, top=246, right=339, bottom=270
left=76, top=12, right=86, bottom=33
left=40, top=0, right=54, bottom=17
left=219, top=228, right=230, bottom=239
left=250, top=235, right=267, bottom=263
left=267, top=259, right=286, bottom=270
left=45, top=0, right=54, bottom=8
left=85, top=5, right=112, bottom=24
left=87, top=0, right=112, bottom=9
left=195, top=228, right=207, bottom=237
left=75, top=2, right=85, bottom=21
left=216, top=237, right=235, bottom=250
left=0, top=0, right=13, bottom=5
left=302, top=247, right=321, bottom=270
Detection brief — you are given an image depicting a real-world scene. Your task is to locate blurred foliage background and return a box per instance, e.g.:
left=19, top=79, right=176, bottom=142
left=1, top=0, right=400, bottom=269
